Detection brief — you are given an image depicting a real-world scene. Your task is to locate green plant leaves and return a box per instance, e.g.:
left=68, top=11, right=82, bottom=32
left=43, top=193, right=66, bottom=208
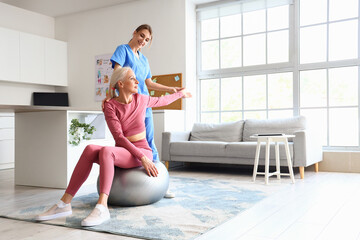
left=68, top=118, right=96, bottom=146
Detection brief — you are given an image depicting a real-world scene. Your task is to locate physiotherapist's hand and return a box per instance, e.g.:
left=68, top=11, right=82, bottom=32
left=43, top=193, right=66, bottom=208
left=140, top=156, right=159, bottom=177
left=174, top=87, right=183, bottom=92
left=101, top=97, right=111, bottom=112
left=168, top=87, right=177, bottom=93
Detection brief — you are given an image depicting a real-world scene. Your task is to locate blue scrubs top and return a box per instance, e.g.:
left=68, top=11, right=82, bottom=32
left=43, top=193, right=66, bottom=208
left=110, top=44, right=152, bottom=94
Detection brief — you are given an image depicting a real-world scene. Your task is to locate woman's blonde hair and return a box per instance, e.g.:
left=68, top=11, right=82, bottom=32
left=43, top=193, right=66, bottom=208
left=109, top=67, right=132, bottom=98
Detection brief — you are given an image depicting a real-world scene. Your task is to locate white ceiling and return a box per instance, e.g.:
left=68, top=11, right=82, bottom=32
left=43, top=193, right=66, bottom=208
left=0, top=0, right=218, bottom=18
left=0, top=0, right=139, bottom=17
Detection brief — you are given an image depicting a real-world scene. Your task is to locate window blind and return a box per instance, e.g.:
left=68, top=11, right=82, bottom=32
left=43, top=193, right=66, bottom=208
left=197, top=0, right=294, bottom=20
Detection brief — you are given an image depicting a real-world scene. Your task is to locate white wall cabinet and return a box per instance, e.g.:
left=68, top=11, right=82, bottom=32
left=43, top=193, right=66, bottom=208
left=0, top=27, right=20, bottom=82
left=0, top=27, right=67, bottom=86
left=45, top=38, right=68, bottom=86
left=19, top=32, right=45, bottom=85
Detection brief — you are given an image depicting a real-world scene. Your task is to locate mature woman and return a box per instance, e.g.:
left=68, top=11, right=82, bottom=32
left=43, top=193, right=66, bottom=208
left=110, top=24, right=181, bottom=163
left=36, top=67, right=191, bottom=227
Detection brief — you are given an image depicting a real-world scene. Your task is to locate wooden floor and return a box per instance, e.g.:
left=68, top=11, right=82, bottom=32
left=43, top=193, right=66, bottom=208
left=1, top=165, right=360, bottom=240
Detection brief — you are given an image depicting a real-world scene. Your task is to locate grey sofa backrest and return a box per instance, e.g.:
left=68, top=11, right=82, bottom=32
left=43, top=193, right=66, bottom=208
left=190, top=120, right=244, bottom=142
left=242, top=116, right=307, bottom=142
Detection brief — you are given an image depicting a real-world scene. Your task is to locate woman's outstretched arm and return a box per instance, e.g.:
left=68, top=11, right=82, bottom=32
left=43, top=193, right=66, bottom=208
left=144, top=89, right=192, bottom=108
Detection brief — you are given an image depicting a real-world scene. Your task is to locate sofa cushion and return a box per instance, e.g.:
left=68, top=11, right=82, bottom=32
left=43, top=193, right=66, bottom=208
left=224, top=142, right=294, bottom=159
left=169, top=141, right=294, bottom=159
left=170, top=141, right=227, bottom=157
left=190, top=121, right=244, bottom=142
left=243, top=116, right=306, bottom=142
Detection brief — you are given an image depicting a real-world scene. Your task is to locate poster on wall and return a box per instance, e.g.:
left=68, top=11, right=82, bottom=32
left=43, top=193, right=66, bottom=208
left=95, top=54, right=113, bottom=102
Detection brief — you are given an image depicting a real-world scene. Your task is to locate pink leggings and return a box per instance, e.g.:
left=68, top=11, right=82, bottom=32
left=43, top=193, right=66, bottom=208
left=65, top=143, right=152, bottom=196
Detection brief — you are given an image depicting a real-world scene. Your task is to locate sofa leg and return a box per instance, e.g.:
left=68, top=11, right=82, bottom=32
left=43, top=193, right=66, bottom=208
left=299, top=167, right=305, bottom=179
left=165, top=161, right=169, bottom=170
left=314, top=162, right=319, bottom=172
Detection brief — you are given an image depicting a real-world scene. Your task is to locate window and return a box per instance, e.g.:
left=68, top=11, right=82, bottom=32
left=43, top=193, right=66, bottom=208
left=299, top=67, right=359, bottom=146
left=199, top=3, right=290, bottom=70
left=299, top=0, right=358, bottom=63
left=197, top=0, right=360, bottom=149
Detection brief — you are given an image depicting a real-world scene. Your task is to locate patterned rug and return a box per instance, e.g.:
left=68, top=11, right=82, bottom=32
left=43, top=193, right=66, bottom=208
left=0, top=177, right=283, bottom=240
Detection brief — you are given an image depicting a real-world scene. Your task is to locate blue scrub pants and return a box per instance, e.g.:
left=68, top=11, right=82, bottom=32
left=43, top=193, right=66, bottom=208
left=145, top=109, right=159, bottom=161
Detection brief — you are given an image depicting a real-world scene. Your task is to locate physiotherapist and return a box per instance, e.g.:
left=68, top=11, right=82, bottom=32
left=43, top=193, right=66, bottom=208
left=109, top=24, right=181, bottom=198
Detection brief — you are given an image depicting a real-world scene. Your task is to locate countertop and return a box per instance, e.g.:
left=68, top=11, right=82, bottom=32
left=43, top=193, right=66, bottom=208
left=0, top=105, right=101, bottom=113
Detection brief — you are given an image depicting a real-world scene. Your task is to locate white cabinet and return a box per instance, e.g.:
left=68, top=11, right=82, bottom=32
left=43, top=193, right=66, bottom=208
left=45, top=38, right=68, bottom=86
left=20, top=32, right=45, bottom=84
left=15, top=110, right=114, bottom=188
left=0, top=27, right=20, bottom=82
left=0, top=116, right=15, bottom=128
left=0, top=27, right=67, bottom=86
left=153, top=110, right=185, bottom=160
left=0, top=112, right=15, bottom=170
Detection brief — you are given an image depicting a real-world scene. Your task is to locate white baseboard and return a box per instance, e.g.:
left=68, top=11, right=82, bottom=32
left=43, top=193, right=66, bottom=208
left=0, top=162, right=14, bottom=170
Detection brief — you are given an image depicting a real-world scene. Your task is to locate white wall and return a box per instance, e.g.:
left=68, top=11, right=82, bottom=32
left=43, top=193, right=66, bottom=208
left=0, top=2, right=54, bottom=38
left=185, top=0, right=197, bottom=129
left=55, top=0, right=195, bottom=126
left=0, top=2, right=56, bottom=106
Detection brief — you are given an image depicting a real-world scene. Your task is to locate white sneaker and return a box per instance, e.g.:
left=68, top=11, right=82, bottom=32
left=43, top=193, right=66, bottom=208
left=36, top=203, right=72, bottom=221
left=81, top=204, right=110, bottom=227
left=164, top=190, right=175, bottom=198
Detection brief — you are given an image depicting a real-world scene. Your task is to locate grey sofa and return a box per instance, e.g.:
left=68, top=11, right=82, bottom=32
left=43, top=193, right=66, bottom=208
left=162, top=116, right=322, bottom=179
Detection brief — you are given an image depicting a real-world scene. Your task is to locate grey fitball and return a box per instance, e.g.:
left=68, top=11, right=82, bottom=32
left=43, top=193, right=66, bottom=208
left=97, top=161, right=169, bottom=206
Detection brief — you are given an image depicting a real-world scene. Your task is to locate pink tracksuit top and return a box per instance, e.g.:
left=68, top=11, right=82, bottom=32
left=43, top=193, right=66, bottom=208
left=103, top=92, right=184, bottom=160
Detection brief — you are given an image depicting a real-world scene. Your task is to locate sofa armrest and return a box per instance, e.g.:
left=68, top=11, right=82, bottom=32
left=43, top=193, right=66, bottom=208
left=161, top=131, right=191, bottom=161
left=293, top=130, right=323, bottom=167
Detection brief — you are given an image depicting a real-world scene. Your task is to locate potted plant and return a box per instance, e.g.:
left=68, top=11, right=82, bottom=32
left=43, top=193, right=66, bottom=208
left=68, top=118, right=96, bottom=146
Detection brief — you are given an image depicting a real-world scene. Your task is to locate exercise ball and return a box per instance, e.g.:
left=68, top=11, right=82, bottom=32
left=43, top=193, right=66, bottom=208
left=97, top=161, right=169, bottom=206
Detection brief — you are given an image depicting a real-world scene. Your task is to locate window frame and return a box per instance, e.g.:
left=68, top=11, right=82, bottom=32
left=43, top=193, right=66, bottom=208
left=196, top=0, right=360, bottom=150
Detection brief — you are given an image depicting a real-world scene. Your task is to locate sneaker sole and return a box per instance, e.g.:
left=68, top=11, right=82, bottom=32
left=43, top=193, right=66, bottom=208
left=81, top=215, right=110, bottom=227
left=36, top=210, right=72, bottom=221
left=164, top=192, right=175, bottom=198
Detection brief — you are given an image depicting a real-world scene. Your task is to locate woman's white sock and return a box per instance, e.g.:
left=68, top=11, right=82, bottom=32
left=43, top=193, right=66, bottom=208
left=56, top=200, right=70, bottom=208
